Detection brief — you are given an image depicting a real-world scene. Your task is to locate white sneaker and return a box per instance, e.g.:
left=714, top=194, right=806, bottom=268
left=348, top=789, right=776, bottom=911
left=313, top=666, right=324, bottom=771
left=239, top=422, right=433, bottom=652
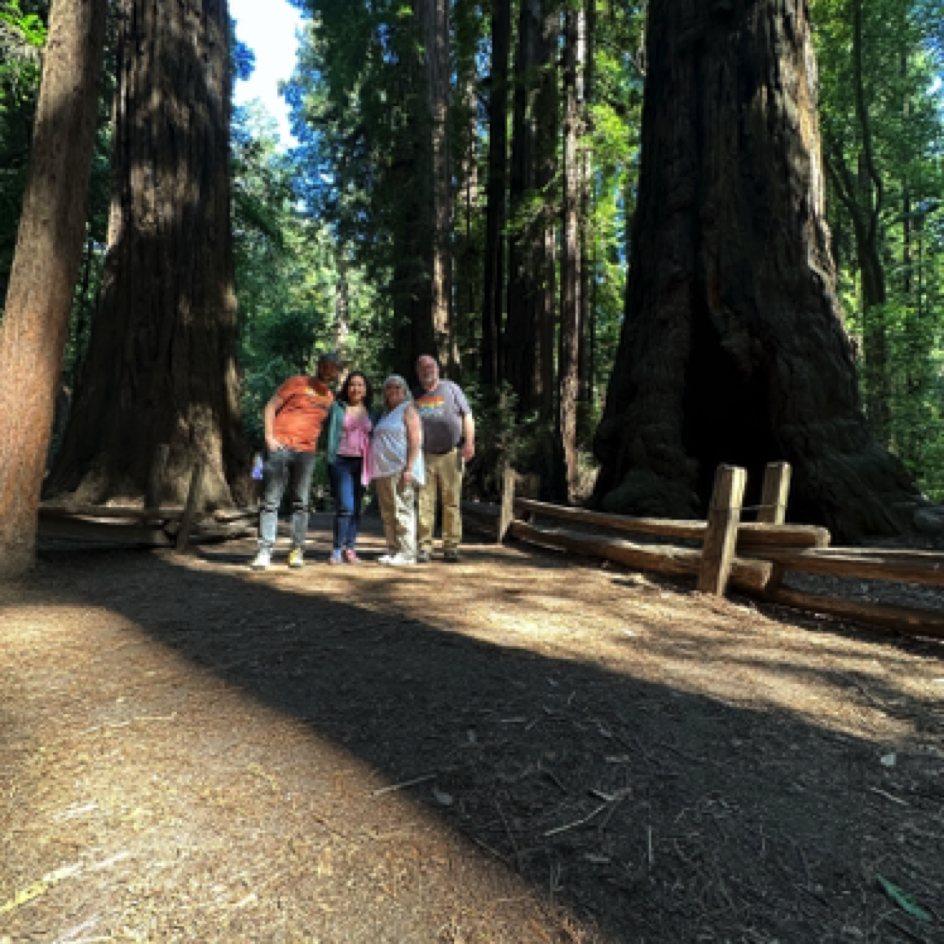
left=287, top=547, right=305, bottom=569
left=250, top=549, right=271, bottom=571
left=382, top=553, right=415, bottom=566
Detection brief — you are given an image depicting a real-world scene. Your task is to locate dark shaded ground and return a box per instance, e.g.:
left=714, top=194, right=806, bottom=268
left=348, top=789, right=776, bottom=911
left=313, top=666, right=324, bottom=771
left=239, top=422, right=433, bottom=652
left=2, top=515, right=943, bottom=943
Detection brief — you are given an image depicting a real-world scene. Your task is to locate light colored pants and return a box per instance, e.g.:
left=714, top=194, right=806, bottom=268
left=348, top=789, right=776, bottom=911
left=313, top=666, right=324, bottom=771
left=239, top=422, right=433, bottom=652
left=417, top=448, right=463, bottom=553
left=374, top=472, right=416, bottom=558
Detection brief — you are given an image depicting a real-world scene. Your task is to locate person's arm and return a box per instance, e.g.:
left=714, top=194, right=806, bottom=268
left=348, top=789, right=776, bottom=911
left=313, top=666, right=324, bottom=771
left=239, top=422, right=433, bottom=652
left=263, top=394, right=285, bottom=452
left=460, top=411, right=475, bottom=461
left=402, top=405, right=422, bottom=485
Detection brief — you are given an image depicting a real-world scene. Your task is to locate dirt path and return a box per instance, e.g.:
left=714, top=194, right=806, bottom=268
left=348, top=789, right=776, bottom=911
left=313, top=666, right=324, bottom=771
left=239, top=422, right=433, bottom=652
left=2, top=515, right=943, bottom=943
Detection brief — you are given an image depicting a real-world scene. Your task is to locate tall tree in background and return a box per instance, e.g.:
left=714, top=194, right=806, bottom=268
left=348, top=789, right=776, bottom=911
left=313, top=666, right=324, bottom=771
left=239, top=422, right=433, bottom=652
left=592, top=0, right=920, bottom=541
left=505, top=0, right=541, bottom=414
left=814, top=0, right=944, bottom=494
left=452, top=0, right=483, bottom=373
left=47, top=0, right=247, bottom=507
left=556, top=3, right=584, bottom=500
left=287, top=0, right=446, bottom=377
left=481, top=0, right=511, bottom=387
left=504, top=0, right=562, bottom=431
left=822, top=0, right=891, bottom=443
left=418, top=0, right=455, bottom=370
left=0, top=0, right=107, bottom=577
left=533, top=3, right=559, bottom=425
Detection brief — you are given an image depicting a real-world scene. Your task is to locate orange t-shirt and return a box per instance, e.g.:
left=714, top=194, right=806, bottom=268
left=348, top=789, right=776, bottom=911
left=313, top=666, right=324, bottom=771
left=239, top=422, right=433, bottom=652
left=273, top=376, right=334, bottom=452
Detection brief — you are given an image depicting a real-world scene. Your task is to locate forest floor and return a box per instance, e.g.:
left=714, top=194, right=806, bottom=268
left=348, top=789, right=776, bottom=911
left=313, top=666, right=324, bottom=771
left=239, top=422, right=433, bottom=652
left=2, top=512, right=944, bottom=944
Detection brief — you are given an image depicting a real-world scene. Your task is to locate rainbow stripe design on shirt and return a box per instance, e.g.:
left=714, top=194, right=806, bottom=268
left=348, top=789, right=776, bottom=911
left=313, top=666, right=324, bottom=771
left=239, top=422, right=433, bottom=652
left=417, top=396, right=445, bottom=414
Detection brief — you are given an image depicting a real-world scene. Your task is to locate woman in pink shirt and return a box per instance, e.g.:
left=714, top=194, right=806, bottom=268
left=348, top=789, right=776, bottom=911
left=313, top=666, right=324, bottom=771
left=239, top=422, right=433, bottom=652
left=325, top=372, right=377, bottom=563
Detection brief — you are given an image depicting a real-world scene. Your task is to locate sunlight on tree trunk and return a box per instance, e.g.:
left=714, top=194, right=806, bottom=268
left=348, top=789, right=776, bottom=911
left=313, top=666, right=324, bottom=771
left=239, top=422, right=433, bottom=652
left=557, top=6, right=583, bottom=501
left=0, top=0, right=106, bottom=578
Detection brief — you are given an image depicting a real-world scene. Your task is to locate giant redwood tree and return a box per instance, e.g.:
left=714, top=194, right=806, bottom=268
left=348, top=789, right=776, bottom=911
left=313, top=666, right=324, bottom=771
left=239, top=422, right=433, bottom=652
left=46, top=0, right=247, bottom=507
left=0, top=0, right=107, bottom=577
left=592, top=0, right=919, bottom=541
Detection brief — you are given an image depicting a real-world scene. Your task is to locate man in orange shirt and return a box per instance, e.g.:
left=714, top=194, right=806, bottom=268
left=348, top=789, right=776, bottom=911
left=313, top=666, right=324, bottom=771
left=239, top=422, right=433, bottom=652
left=250, top=352, right=341, bottom=570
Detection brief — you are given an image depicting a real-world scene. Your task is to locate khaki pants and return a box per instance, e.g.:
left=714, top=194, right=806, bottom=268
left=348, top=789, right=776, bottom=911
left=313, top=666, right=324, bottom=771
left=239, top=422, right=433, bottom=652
left=417, top=448, right=463, bottom=553
left=374, top=472, right=416, bottom=558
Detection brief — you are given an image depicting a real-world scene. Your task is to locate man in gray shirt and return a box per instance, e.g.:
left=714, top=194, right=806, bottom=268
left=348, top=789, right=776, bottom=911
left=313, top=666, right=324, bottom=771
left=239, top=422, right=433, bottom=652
left=413, top=355, right=475, bottom=563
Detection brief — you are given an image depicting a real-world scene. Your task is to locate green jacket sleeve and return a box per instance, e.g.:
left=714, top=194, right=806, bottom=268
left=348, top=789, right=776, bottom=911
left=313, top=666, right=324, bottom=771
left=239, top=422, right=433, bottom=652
left=324, top=401, right=345, bottom=464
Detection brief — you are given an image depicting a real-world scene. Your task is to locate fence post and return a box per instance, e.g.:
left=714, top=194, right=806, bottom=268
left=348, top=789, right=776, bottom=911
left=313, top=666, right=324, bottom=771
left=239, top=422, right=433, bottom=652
left=697, top=464, right=747, bottom=595
left=498, top=463, right=516, bottom=543
left=175, top=463, right=206, bottom=552
left=757, top=462, right=791, bottom=591
left=757, top=462, right=791, bottom=525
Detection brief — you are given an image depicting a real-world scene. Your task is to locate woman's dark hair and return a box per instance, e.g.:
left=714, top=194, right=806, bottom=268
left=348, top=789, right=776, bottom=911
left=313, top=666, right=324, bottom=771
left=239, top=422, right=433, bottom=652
left=338, top=371, right=373, bottom=409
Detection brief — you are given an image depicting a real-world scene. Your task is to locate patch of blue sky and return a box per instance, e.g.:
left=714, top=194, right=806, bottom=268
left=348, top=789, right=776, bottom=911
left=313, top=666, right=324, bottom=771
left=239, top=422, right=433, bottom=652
left=230, top=0, right=304, bottom=147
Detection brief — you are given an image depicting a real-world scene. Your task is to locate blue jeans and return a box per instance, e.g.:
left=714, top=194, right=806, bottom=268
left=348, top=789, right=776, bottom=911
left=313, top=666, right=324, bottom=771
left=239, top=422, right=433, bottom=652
left=329, top=455, right=365, bottom=551
left=258, top=449, right=316, bottom=551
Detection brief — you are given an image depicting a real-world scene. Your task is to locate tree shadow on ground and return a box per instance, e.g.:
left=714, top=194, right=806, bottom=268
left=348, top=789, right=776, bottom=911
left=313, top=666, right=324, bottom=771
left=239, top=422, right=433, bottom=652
left=10, top=540, right=944, bottom=943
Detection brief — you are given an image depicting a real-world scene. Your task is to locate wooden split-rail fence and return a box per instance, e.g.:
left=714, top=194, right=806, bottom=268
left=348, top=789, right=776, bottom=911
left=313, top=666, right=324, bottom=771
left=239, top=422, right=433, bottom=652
left=38, top=445, right=254, bottom=551
left=463, top=462, right=944, bottom=641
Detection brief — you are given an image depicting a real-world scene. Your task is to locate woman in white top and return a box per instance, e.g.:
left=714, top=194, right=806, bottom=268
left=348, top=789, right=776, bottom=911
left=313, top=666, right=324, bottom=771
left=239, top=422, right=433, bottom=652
left=370, top=375, right=424, bottom=565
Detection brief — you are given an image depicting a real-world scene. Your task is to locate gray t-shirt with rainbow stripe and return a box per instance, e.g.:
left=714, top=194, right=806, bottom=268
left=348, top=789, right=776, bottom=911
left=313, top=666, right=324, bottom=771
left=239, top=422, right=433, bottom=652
left=413, top=380, right=471, bottom=455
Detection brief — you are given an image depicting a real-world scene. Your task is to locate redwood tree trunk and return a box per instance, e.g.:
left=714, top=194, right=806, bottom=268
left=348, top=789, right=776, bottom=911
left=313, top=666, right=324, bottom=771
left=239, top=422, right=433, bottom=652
left=453, top=0, right=481, bottom=378
left=535, top=6, right=558, bottom=426
left=0, top=0, right=107, bottom=578
left=481, top=0, right=511, bottom=386
left=557, top=6, right=583, bottom=501
left=592, top=0, right=918, bottom=542
left=334, top=248, right=349, bottom=359
left=46, top=0, right=247, bottom=508
left=504, top=0, right=540, bottom=414
left=418, top=0, right=455, bottom=372
left=390, top=11, right=440, bottom=376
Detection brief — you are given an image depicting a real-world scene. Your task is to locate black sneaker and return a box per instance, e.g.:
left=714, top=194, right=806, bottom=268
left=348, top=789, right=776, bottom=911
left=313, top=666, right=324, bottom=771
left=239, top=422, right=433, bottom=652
left=416, top=551, right=431, bottom=564
left=443, top=549, right=460, bottom=563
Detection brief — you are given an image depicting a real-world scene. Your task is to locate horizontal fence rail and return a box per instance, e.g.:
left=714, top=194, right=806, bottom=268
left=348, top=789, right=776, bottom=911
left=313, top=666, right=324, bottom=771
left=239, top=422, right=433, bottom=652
left=513, top=498, right=831, bottom=549
left=484, top=462, right=944, bottom=642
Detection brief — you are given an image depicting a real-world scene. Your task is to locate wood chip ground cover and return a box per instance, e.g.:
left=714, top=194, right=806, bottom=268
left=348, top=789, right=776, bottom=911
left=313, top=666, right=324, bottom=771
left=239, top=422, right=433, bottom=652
left=1, top=514, right=943, bottom=943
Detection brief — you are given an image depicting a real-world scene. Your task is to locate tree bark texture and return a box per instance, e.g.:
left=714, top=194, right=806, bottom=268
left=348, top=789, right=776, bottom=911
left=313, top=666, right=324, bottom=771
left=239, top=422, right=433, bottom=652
left=481, top=0, right=511, bottom=387
left=534, top=7, right=558, bottom=424
left=390, top=14, right=438, bottom=377
left=504, top=0, right=541, bottom=414
left=46, top=0, right=246, bottom=508
left=334, top=248, right=349, bottom=359
left=0, top=0, right=107, bottom=577
left=592, top=0, right=917, bottom=542
left=577, top=3, right=593, bottom=406
left=557, top=7, right=583, bottom=501
left=452, top=0, right=481, bottom=378
left=417, top=0, right=456, bottom=372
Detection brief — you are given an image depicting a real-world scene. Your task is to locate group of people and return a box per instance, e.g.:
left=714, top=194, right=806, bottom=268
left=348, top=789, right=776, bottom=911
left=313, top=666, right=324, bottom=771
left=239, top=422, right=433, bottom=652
left=250, top=353, right=475, bottom=570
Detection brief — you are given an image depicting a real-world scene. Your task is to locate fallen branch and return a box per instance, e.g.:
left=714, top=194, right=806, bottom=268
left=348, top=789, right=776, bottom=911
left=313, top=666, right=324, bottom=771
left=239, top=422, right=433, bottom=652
left=371, top=773, right=436, bottom=797
left=544, top=802, right=609, bottom=838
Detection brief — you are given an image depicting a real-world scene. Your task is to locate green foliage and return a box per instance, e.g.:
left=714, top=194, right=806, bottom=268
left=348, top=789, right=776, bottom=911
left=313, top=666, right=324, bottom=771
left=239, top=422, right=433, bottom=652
left=812, top=0, right=944, bottom=498
left=0, top=1, right=45, bottom=92
left=461, top=380, right=526, bottom=499
left=231, top=100, right=389, bottom=447
left=0, top=0, right=46, bottom=309
left=284, top=0, right=436, bottom=368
